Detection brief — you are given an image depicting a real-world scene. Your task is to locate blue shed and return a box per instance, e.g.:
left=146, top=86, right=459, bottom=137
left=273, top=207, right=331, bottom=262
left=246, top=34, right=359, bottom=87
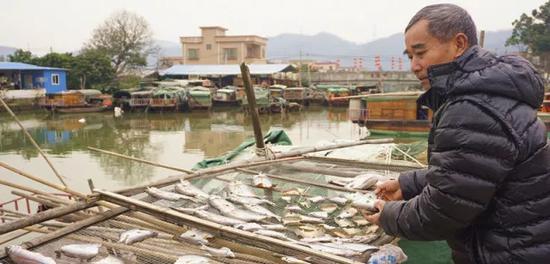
left=0, top=62, right=68, bottom=94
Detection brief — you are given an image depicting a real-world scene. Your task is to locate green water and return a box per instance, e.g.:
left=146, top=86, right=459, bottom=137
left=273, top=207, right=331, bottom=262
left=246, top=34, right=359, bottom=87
left=0, top=106, right=450, bottom=262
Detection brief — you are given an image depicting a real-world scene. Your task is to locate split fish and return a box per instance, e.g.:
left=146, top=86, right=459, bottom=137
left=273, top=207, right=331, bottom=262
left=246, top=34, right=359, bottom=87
left=146, top=187, right=198, bottom=202
left=55, top=243, right=101, bottom=261
left=179, top=228, right=213, bottom=245
left=119, top=229, right=158, bottom=245
left=262, top=224, right=287, bottom=231
left=208, top=196, right=238, bottom=214
left=172, top=206, right=246, bottom=226
left=174, top=255, right=211, bottom=264
left=307, top=196, right=325, bottom=203
left=344, top=173, right=379, bottom=190
left=254, top=229, right=295, bottom=241
left=336, top=207, right=358, bottom=219
left=241, top=203, right=281, bottom=221
left=200, top=245, right=235, bottom=258
left=281, top=256, right=311, bottom=264
left=285, top=205, right=304, bottom=213
left=234, top=223, right=264, bottom=231
left=348, top=192, right=377, bottom=211
left=300, top=234, right=335, bottom=243
left=92, top=256, right=125, bottom=264
left=252, top=172, right=273, bottom=189
left=226, top=195, right=275, bottom=206
left=308, top=211, right=329, bottom=219
left=7, top=245, right=56, bottom=264
left=328, top=196, right=348, bottom=205
left=302, top=243, right=361, bottom=257
left=175, top=180, right=210, bottom=201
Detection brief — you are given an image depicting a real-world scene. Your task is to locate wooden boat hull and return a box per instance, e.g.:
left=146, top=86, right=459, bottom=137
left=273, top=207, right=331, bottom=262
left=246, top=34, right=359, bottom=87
left=54, top=106, right=108, bottom=114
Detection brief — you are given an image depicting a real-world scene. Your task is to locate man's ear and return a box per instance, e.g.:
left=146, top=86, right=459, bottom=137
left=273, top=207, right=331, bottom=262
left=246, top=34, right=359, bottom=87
left=454, top=33, right=469, bottom=58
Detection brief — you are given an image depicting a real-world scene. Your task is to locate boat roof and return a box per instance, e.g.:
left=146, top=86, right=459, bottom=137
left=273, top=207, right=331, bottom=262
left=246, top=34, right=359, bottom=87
left=0, top=62, right=66, bottom=71
left=161, top=64, right=295, bottom=76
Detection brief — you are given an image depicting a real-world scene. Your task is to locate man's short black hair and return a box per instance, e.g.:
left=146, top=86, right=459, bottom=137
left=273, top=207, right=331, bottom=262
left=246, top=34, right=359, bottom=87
left=406, top=4, right=478, bottom=46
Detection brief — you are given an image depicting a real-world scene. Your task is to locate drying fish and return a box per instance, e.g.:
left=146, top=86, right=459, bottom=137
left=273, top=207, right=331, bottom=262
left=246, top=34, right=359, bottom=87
left=336, top=207, right=358, bottom=219
left=7, top=245, right=56, bottom=264
left=174, top=255, right=211, bottom=264
left=335, top=217, right=355, bottom=228
left=226, top=181, right=258, bottom=198
left=321, top=224, right=337, bottom=231
left=179, top=228, right=213, bottom=245
left=352, top=215, right=369, bottom=226
left=300, top=234, right=335, bottom=243
left=293, top=225, right=325, bottom=238
left=282, top=213, right=302, bottom=226
left=234, top=223, right=264, bottom=231
left=175, top=180, right=210, bottom=200
left=119, top=229, right=158, bottom=245
left=364, top=225, right=380, bottom=235
left=281, top=196, right=292, bottom=203
left=308, top=211, right=329, bottom=219
left=298, top=200, right=311, bottom=209
left=302, top=243, right=361, bottom=257
left=146, top=187, right=198, bottom=202
left=172, top=207, right=245, bottom=226
left=348, top=192, right=377, bottom=211
left=56, top=244, right=101, bottom=261
left=242, top=204, right=281, bottom=221
left=322, top=242, right=378, bottom=253
left=254, top=230, right=294, bottom=241
left=209, top=195, right=237, bottom=214
left=282, top=188, right=306, bottom=196
left=281, top=256, right=311, bottom=264
left=299, top=215, right=324, bottom=224
left=329, top=178, right=351, bottom=187
left=344, top=173, right=379, bottom=190
left=262, top=224, right=287, bottom=231
left=200, top=245, right=235, bottom=258
left=226, top=195, right=275, bottom=206
left=92, top=256, right=125, bottom=264
left=285, top=205, right=304, bottom=213
left=328, top=196, right=348, bottom=205
left=253, top=172, right=274, bottom=189
left=307, top=196, right=325, bottom=203
left=336, top=234, right=379, bottom=244
left=319, top=203, right=338, bottom=214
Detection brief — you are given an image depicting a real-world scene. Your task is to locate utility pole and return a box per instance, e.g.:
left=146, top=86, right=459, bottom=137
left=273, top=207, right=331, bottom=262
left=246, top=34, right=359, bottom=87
left=298, top=49, right=302, bottom=87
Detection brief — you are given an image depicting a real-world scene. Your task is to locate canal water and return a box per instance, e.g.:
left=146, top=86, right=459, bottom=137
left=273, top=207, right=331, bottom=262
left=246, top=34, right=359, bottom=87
left=1, top=106, right=451, bottom=263
left=0, top=106, right=388, bottom=202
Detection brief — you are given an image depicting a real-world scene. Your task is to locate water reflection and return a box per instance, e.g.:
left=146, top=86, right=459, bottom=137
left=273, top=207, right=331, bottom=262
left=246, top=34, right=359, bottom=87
left=0, top=106, right=386, bottom=191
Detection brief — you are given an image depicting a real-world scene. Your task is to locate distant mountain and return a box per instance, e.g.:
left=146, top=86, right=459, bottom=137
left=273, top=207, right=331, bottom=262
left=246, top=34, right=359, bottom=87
left=0, top=45, right=17, bottom=61
left=267, top=30, right=520, bottom=69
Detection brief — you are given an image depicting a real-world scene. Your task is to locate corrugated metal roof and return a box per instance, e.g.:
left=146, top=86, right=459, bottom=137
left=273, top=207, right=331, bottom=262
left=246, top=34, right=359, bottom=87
left=161, top=64, right=294, bottom=76
left=0, top=62, right=66, bottom=71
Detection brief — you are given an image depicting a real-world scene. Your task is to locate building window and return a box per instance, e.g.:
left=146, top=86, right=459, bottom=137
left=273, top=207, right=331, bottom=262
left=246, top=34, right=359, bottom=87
left=206, top=44, right=212, bottom=50
left=188, top=49, right=199, bottom=60
left=223, top=48, right=237, bottom=60
left=51, top=74, right=60, bottom=85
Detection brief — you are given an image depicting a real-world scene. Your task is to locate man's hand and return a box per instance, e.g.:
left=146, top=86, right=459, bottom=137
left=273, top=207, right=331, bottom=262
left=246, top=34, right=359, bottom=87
left=363, top=200, right=385, bottom=225
left=375, top=180, right=403, bottom=201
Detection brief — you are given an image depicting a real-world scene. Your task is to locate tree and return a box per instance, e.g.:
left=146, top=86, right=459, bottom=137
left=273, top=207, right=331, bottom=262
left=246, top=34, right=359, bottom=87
left=8, top=49, right=34, bottom=63
left=507, top=1, right=550, bottom=80
left=84, top=10, right=156, bottom=76
left=73, top=49, right=115, bottom=90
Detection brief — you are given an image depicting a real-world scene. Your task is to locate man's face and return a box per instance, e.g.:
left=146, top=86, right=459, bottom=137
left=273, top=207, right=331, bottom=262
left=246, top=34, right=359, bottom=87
left=404, top=20, right=460, bottom=90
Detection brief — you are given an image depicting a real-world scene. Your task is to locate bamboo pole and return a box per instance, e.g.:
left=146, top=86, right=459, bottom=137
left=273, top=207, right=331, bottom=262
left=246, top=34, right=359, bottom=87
left=0, top=198, right=97, bottom=234
left=0, top=230, right=32, bottom=246
left=0, top=178, right=52, bottom=196
left=0, top=162, right=83, bottom=198
left=236, top=168, right=370, bottom=193
left=116, top=156, right=303, bottom=196
left=0, top=206, right=129, bottom=259
left=273, top=138, right=393, bottom=159
left=0, top=97, right=67, bottom=187
left=95, top=189, right=362, bottom=264
left=240, top=63, right=265, bottom=155
left=280, top=163, right=360, bottom=177
left=391, top=145, right=426, bottom=167
left=87, top=147, right=194, bottom=174
left=303, top=155, right=424, bottom=171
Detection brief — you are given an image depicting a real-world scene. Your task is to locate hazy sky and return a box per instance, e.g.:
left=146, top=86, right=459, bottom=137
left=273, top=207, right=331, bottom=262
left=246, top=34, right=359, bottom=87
left=1, top=0, right=546, bottom=55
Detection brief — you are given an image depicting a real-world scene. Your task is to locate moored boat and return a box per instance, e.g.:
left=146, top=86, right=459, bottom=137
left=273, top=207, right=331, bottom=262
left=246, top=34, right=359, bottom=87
left=187, top=86, right=212, bottom=110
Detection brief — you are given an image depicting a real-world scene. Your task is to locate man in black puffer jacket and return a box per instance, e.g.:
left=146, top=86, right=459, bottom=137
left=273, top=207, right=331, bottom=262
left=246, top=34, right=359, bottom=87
left=364, top=4, right=550, bottom=264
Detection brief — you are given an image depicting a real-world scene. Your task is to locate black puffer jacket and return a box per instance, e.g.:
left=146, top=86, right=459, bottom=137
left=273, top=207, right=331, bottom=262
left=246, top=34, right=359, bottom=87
left=379, top=46, right=550, bottom=264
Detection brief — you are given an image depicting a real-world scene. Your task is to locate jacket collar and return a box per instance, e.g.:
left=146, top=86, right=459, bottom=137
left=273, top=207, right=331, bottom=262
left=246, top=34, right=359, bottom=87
left=417, top=45, right=485, bottom=111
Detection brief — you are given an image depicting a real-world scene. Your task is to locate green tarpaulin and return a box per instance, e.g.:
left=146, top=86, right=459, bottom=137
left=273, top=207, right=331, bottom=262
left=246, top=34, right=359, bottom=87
left=193, top=129, right=292, bottom=169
